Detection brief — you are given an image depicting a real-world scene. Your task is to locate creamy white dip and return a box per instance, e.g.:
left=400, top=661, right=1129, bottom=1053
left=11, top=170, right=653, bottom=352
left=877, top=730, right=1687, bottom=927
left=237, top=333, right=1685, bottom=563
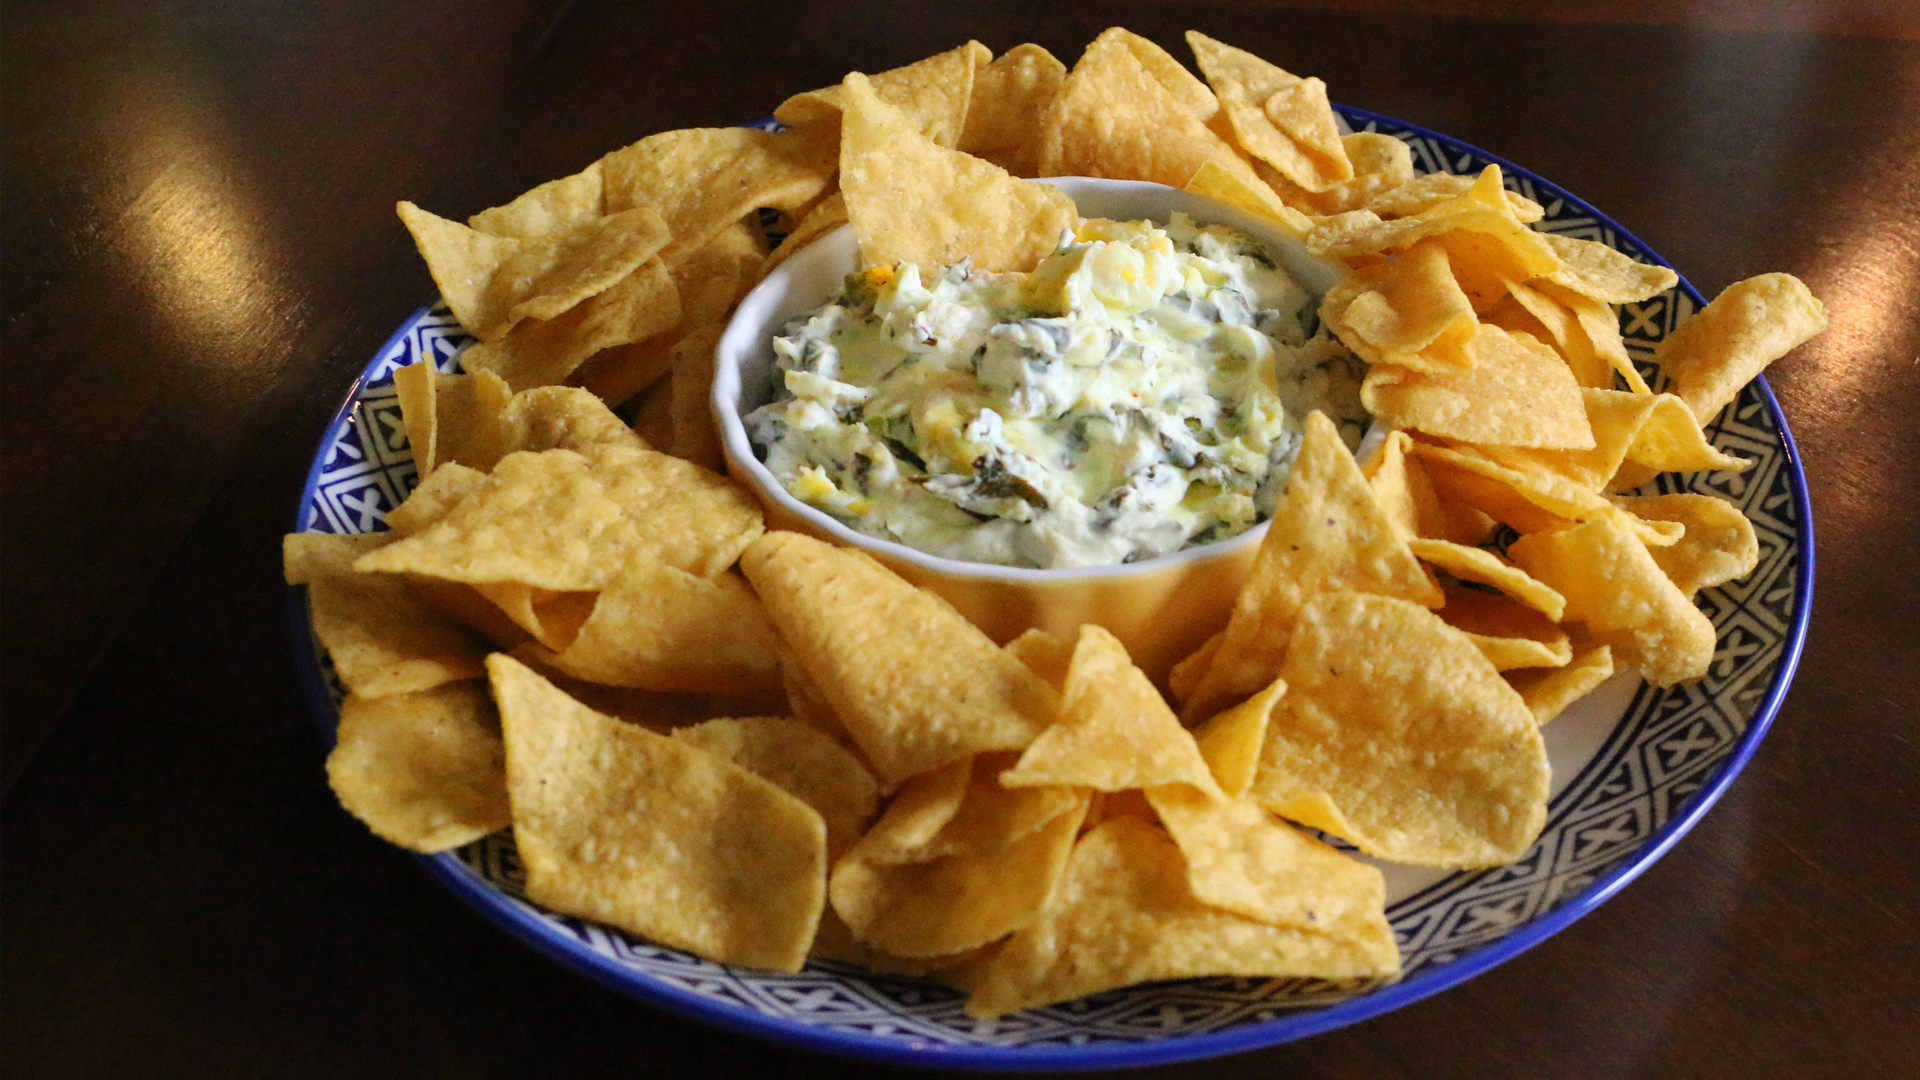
left=746, top=214, right=1369, bottom=569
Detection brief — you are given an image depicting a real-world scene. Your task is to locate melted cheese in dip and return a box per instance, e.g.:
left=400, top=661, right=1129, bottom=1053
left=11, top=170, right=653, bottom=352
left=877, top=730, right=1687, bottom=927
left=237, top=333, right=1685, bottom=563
left=746, top=214, right=1369, bottom=569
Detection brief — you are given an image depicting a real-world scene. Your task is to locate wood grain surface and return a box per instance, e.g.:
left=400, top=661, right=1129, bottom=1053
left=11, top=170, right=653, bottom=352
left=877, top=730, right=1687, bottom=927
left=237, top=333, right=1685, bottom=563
left=3, top=2, right=1915, bottom=1077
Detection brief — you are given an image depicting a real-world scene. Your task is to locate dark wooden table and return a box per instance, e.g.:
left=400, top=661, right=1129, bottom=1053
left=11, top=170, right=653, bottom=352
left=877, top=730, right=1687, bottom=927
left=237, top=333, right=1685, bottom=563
left=5, top=2, right=1916, bottom=1076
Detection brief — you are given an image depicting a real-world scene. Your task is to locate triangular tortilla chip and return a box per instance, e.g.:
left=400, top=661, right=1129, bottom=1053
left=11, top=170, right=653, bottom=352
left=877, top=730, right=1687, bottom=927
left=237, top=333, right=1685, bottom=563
left=1249, top=591, right=1550, bottom=867
left=1187, top=31, right=1350, bottom=191
left=839, top=71, right=1076, bottom=273
left=1181, top=411, right=1442, bottom=722
left=326, top=681, right=509, bottom=853
left=1002, top=625, right=1222, bottom=797
left=774, top=41, right=989, bottom=149
left=962, top=818, right=1399, bottom=1018
left=489, top=654, right=826, bottom=972
left=1653, top=273, right=1826, bottom=422
left=739, top=532, right=1057, bottom=783
left=1361, top=323, right=1597, bottom=449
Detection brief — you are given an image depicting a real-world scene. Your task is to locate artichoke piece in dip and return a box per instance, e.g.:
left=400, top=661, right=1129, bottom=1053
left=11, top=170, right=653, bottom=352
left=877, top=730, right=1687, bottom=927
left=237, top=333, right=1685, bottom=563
left=746, top=213, right=1370, bottom=569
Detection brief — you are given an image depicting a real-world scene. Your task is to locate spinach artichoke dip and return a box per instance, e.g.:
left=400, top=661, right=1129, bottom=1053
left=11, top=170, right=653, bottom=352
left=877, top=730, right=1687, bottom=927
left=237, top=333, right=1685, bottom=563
left=746, top=214, right=1370, bottom=569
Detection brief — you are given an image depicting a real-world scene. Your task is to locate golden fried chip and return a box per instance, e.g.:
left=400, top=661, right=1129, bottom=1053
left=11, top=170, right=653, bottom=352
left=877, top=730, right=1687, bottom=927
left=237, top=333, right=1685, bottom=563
left=1002, top=627, right=1074, bottom=693
left=1001, top=625, right=1223, bottom=797
left=1191, top=676, right=1286, bottom=798
left=285, top=532, right=489, bottom=697
left=958, top=43, right=1067, bottom=177
left=1409, top=537, right=1566, bottom=620
left=963, top=818, right=1399, bottom=1018
left=1321, top=239, right=1477, bottom=372
left=1183, top=411, right=1442, bottom=722
left=1257, top=133, right=1409, bottom=217
left=468, top=161, right=604, bottom=238
left=1183, top=160, right=1313, bottom=236
left=759, top=191, right=850, bottom=279
left=1507, top=517, right=1716, bottom=685
left=471, top=581, right=595, bottom=651
left=1613, top=492, right=1760, bottom=595
left=1411, top=441, right=1682, bottom=547
left=1306, top=167, right=1558, bottom=276
left=1496, top=277, right=1613, bottom=389
left=1187, top=31, right=1349, bottom=191
left=393, top=367, right=517, bottom=477
left=1363, top=430, right=1455, bottom=541
left=1436, top=582, right=1573, bottom=670
left=458, top=256, right=681, bottom=391
left=1658, top=273, right=1826, bottom=421
left=1482, top=387, right=1658, bottom=492
left=538, top=562, right=780, bottom=695
left=774, top=41, right=989, bottom=149
left=847, top=758, right=973, bottom=861
left=1540, top=234, right=1680, bottom=304
left=404, top=575, right=533, bottom=650
left=1250, top=591, right=1550, bottom=867
left=830, top=794, right=1087, bottom=958
left=674, top=716, right=880, bottom=861
left=1620, top=393, right=1751, bottom=475
left=1147, top=787, right=1387, bottom=930
left=1109, top=28, right=1217, bottom=117
left=503, top=384, right=649, bottom=458
left=354, top=450, right=640, bottom=591
left=490, top=654, right=826, bottom=972
left=840, top=71, right=1076, bottom=274
left=1039, top=29, right=1262, bottom=191
left=1363, top=324, right=1595, bottom=449
left=326, top=681, right=509, bottom=853
left=740, top=532, right=1057, bottom=783
left=667, top=324, right=726, bottom=472
left=397, top=201, right=671, bottom=342
left=778, top=643, right=854, bottom=743
left=1368, top=172, right=1545, bottom=222
left=1532, top=279, right=1651, bottom=393
left=670, top=220, right=766, bottom=329
left=1166, top=629, right=1223, bottom=706
left=600, top=126, right=838, bottom=265
left=1506, top=643, right=1616, bottom=724
left=571, top=336, right=675, bottom=410
left=387, top=464, right=486, bottom=536
left=627, top=376, right=675, bottom=451
left=580, top=441, right=765, bottom=577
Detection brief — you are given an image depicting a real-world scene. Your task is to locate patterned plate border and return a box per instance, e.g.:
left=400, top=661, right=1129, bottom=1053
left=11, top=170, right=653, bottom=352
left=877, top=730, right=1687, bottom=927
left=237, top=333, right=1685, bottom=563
left=287, top=107, right=1813, bottom=1071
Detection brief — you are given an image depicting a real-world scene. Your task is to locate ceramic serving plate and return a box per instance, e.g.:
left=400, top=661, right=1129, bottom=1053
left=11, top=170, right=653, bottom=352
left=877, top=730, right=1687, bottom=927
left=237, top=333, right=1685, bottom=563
left=289, top=106, right=1812, bottom=1071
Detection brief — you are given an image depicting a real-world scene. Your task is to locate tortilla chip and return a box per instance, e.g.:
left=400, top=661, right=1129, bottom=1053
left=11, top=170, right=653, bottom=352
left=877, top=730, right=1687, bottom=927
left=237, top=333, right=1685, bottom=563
left=1436, top=582, right=1573, bottom=670
left=490, top=654, right=826, bottom=972
left=1620, top=393, right=1751, bottom=475
left=1182, top=411, right=1443, bottom=723
left=668, top=324, right=726, bottom=472
left=600, top=126, right=837, bottom=266
left=1368, top=172, right=1545, bottom=222
left=580, top=442, right=765, bottom=578
left=1147, top=787, right=1387, bottom=931
left=1321, top=239, right=1477, bottom=373
left=467, top=162, right=605, bottom=239
left=1506, top=644, right=1616, bottom=724
left=458, top=257, right=681, bottom=392
left=774, top=41, right=989, bottom=149
left=1002, top=627, right=1074, bottom=693
left=286, top=532, right=489, bottom=697
left=471, top=581, right=595, bottom=651
left=1539, top=233, right=1679, bottom=304
left=1613, top=493, right=1760, bottom=595
left=1409, top=537, right=1567, bottom=620
left=1187, top=31, right=1350, bottom=191
left=1532, top=279, right=1652, bottom=394
left=963, top=818, right=1399, bottom=1018
left=840, top=72, right=1076, bottom=274
left=1039, top=29, right=1263, bottom=192
left=958, top=43, right=1067, bottom=177
left=1249, top=591, right=1550, bottom=867
left=1001, top=625, right=1223, bottom=797
left=1481, top=387, right=1659, bottom=492
left=674, top=716, right=879, bottom=861
left=397, top=201, right=671, bottom=342
left=760, top=191, right=850, bottom=279
left=326, top=681, right=509, bottom=852
left=1191, top=676, right=1286, bottom=798
left=536, top=563, right=779, bottom=695
left=739, top=531, right=1057, bottom=783
left=1654, top=273, right=1826, bottom=422
left=830, top=794, right=1087, bottom=958
left=1365, top=323, right=1595, bottom=449
left=1184, top=159, right=1314, bottom=237
left=1166, top=629, right=1223, bottom=705
left=353, top=450, right=641, bottom=591
left=393, top=367, right=518, bottom=477
left=1507, top=517, right=1717, bottom=686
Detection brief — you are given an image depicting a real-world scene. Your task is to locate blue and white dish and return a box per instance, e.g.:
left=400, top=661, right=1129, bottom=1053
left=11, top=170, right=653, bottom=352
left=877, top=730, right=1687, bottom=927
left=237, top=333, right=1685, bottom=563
left=290, top=106, right=1812, bottom=1070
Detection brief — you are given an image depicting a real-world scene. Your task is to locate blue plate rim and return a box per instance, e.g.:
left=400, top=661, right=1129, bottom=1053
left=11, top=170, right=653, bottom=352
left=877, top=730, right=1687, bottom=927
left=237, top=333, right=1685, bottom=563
left=284, top=105, right=1815, bottom=1071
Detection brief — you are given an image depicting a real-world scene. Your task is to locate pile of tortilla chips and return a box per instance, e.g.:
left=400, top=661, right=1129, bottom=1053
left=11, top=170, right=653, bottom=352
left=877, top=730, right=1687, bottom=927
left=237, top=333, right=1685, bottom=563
left=288, top=29, right=1825, bottom=1017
